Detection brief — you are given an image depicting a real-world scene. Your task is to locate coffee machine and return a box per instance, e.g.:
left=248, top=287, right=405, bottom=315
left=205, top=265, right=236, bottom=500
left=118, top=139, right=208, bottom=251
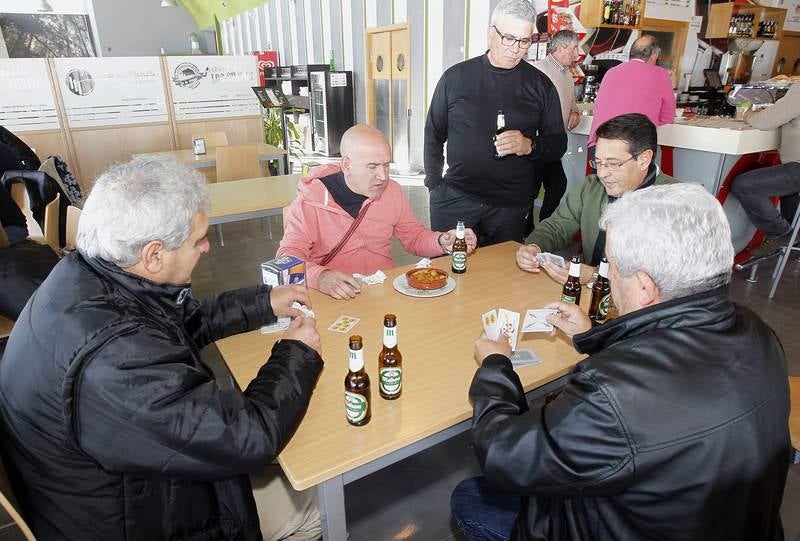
left=724, top=38, right=764, bottom=84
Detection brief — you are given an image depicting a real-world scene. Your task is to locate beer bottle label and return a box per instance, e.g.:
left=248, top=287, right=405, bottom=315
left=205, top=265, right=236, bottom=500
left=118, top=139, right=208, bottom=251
left=345, top=391, right=369, bottom=423
left=380, top=368, right=402, bottom=395
left=599, top=294, right=610, bottom=317
left=561, top=293, right=577, bottom=304
left=452, top=251, right=467, bottom=270
left=383, top=326, right=397, bottom=348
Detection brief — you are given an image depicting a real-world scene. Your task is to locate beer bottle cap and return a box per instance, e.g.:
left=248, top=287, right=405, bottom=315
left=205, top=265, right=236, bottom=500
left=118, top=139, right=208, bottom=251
left=599, top=260, right=609, bottom=277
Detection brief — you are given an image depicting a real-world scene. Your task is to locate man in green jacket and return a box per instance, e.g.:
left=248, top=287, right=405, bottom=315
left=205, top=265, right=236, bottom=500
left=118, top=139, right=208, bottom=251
left=516, top=113, right=677, bottom=283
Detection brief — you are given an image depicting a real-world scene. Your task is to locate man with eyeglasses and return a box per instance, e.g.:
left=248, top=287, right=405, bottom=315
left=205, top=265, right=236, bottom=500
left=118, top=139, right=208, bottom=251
left=516, top=113, right=677, bottom=284
left=424, top=0, right=566, bottom=247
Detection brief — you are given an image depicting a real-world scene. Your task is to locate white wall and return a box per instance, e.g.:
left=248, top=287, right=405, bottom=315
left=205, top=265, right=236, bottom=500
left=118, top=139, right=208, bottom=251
left=91, top=0, right=205, bottom=56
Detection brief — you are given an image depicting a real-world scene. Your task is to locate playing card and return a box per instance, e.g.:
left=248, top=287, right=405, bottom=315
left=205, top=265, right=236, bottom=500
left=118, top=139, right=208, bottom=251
left=522, top=309, right=558, bottom=332
left=260, top=317, right=291, bottom=334
left=328, top=315, right=360, bottom=333
left=510, top=348, right=543, bottom=368
left=291, top=301, right=315, bottom=319
left=497, top=309, right=520, bottom=350
left=482, top=310, right=500, bottom=340
left=536, top=252, right=566, bottom=268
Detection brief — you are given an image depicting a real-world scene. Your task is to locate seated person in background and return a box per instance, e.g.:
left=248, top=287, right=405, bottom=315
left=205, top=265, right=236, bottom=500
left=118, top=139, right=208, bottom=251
left=0, top=156, right=324, bottom=541
left=454, top=183, right=790, bottom=541
left=730, top=82, right=800, bottom=257
left=516, top=113, right=676, bottom=284
left=279, top=124, right=477, bottom=300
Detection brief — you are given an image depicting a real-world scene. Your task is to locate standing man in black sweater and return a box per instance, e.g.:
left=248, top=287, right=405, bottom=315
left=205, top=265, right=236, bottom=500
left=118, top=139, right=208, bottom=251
left=424, top=0, right=566, bottom=246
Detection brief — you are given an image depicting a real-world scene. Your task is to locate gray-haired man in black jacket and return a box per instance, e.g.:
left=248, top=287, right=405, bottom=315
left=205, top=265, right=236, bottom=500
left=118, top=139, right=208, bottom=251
left=0, top=156, right=323, bottom=540
left=454, top=183, right=790, bottom=541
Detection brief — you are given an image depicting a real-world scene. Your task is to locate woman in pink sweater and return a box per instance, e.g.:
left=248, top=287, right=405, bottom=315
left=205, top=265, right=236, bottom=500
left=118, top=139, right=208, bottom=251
left=278, top=125, right=476, bottom=299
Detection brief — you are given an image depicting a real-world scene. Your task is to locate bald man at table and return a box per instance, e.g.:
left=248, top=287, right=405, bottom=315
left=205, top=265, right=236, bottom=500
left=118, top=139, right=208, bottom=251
left=278, top=124, right=477, bottom=300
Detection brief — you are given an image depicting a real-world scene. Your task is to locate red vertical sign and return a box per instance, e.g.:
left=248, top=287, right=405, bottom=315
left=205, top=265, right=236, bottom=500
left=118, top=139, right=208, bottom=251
left=252, top=51, right=279, bottom=86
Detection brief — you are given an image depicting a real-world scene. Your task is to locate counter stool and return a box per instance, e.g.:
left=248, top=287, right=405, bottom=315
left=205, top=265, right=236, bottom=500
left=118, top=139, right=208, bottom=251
left=768, top=203, right=800, bottom=298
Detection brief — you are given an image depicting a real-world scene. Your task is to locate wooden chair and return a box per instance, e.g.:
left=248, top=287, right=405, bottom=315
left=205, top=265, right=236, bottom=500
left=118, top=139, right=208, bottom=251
left=26, top=193, right=60, bottom=254
left=0, top=315, right=13, bottom=340
left=790, top=376, right=800, bottom=464
left=64, top=205, right=81, bottom=251
left=214, top=145, right=264, bottom=246
left=0, top=222, right=8, bottom=249
left=0, top=456, right=36, bottom=540
left=191, top=131, right=228, bottom=149
left=215, top=144, right=263, bottom=182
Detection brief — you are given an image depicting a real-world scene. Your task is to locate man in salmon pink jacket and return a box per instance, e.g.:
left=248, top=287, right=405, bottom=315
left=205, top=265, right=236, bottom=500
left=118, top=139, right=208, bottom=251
left=278, top=124, right=477, bottom=300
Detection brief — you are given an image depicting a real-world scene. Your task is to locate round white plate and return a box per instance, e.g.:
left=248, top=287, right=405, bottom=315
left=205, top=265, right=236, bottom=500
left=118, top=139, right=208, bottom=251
left=392, top=275, right=456, bottom=298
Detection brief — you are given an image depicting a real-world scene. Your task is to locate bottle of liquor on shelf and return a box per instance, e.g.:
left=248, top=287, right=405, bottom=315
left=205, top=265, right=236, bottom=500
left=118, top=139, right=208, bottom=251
left=492, top=110, right=506, bottom=160
left=633, top=0, right=641, bottom=26
left=603, top=0, right=612, bottom=24
left=378, top=314, right=402, bottom=400
left=588, top=258, right=611, bottom=322
left=344, top=335, right=371, bottom=426
left=561, top=255, right=582, bottom=305
left=451, top=220, right=468, bottom=274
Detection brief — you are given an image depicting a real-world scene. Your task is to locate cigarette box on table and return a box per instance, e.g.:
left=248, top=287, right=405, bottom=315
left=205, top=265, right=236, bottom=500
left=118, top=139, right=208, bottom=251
left=259, top=256, right=306, bottom=334
left=261, top=256, right=306, bottom=287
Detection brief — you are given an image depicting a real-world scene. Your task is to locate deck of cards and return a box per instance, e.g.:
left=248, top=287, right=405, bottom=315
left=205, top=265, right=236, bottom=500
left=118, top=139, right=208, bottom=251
left=536, top=252, right=565, bottom=268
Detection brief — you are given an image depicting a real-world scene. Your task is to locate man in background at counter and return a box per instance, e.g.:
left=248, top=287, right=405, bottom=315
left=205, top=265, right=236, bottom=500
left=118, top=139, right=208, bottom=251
left=0, top=156, right=324, bottom=541
left=454, top=183, right=789, bottom=541
left=529, top=29, right=583, bottom=236
left=516, top=113, right=676, bottom=284
left=588, top=35, right=676, bottom=152
left=424, top=0, right=566, bottom=246
left=731, top=82, right=800, bottom=257
left=279, top=124, right=476, bottom=300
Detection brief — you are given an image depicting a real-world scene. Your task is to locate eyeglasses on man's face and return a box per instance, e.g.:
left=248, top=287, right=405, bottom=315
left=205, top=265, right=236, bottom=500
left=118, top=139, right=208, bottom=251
left=491, top=26, right=533, bottom=49
left=589, top=154, right=638, bottom=171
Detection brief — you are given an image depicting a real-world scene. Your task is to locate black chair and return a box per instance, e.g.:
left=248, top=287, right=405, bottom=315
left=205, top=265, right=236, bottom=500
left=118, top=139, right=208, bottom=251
left=0, top=170, right=69, bottom=248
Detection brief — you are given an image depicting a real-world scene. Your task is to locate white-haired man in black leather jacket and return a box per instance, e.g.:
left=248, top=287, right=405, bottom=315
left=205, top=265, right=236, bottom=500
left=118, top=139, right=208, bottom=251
left=454, top=183, right=790, bottom=541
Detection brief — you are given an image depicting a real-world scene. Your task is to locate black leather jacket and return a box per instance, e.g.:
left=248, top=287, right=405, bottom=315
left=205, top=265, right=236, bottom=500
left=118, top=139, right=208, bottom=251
left=0, top=253, right=323, bottom=540
left=470, top=286, right=790, bottom=540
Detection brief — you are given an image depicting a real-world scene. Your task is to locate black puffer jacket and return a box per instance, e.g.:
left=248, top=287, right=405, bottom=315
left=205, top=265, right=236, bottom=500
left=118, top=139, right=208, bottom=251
left=470, top=286, right=790, bottom=540
left=0, top=253, right=323, bottom=540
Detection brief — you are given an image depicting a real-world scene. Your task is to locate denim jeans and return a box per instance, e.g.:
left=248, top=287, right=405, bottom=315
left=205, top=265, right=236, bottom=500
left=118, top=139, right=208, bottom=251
left=730, top=162, right=800, bottom=239
left=450, top=477, right=522, bottom=541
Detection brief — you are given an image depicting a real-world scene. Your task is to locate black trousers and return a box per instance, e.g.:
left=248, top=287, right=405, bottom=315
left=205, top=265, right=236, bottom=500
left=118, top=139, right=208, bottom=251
left=525, top=159, right=568, bottom=236
left=429, top=183, right=529, bottom=247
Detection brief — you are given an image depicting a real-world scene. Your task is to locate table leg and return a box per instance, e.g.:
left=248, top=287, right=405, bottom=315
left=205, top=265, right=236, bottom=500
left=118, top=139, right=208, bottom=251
left=318, top=475, right=347, bottom=541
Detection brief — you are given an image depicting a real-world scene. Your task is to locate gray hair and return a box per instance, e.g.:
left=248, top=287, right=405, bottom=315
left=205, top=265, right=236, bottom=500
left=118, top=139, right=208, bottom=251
left=77, top=156, right=211, bottom=268
left=548, top=29, right=579, bottom=55
left=630, top=34, right=660, bottom=60
left=599, top=183, right=734, bottom=302
left=490, top=0, right=536, bottom=25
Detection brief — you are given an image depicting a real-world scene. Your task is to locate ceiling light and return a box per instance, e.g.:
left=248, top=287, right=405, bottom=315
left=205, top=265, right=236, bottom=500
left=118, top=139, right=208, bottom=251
left=36, top=0, right=53, bottom=12
left=160, top=0, right=177, bottom=7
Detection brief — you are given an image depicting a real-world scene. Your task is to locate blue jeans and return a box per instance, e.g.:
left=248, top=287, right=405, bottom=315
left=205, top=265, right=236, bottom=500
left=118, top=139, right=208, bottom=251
left=451, top=477, right=522, bottom=541
left=730, top=162, right=800, bottom=239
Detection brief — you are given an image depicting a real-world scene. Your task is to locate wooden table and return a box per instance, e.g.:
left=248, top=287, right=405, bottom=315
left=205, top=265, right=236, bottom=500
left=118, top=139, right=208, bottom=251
left=135, top=143, right=288, bottom=174
left=216, top=242, right=585, bottom=540
left=207, top=174, right=300, bottom=226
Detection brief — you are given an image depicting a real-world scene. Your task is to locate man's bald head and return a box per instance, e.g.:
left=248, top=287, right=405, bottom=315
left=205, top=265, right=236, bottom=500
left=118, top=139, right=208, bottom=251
left=340, top=124, right=390, bottom=159
left=339, top=124, right=393, bottom=199
left=629, top=35, right=660, bottom=63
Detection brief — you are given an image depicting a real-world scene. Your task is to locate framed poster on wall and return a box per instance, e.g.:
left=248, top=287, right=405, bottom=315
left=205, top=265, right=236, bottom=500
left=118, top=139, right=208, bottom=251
left=0, top=58, right=59, bottom=132
left=167, top=55, right=261, bottom=120
left=54, top=57, right=168, bottom=128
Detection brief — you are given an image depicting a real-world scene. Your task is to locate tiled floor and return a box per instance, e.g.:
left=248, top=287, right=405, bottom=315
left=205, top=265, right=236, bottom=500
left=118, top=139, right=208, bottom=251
left=1, top=185, right=798, bottom=541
